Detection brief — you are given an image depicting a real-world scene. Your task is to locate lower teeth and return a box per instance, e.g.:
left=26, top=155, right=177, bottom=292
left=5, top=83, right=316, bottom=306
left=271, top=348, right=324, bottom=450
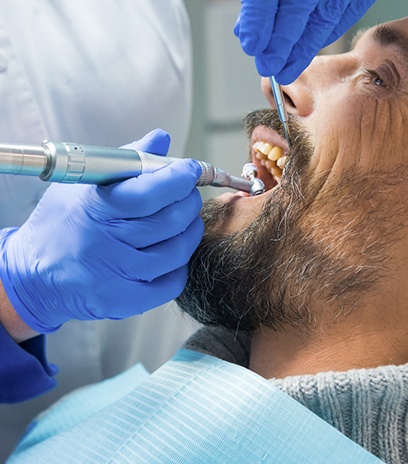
left=256, top=150, right=283, bottom=179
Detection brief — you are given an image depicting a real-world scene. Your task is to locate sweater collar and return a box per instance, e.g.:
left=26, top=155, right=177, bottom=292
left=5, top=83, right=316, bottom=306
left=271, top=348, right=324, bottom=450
left=272, top=361, right=408, bottom=462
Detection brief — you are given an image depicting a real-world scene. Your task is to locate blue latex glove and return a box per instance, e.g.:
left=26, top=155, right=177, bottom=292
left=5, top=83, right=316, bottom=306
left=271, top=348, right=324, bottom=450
left=0, top=129, right=203, bottom=334
left=234, top=0, right=376, bottom=84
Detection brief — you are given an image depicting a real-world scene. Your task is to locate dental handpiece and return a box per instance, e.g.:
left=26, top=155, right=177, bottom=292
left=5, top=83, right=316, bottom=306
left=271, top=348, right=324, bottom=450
left=0, top=140, right=265, bottom=196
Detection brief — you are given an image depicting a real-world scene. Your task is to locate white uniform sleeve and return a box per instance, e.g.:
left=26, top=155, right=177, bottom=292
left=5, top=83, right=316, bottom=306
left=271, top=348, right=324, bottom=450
left=0, top=2, right=199, bottom=460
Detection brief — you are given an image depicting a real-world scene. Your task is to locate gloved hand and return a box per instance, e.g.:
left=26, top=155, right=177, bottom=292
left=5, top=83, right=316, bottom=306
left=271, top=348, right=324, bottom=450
left=234, top=0, right=376, bottom=84
left=0, top=129, right=203, bottom=334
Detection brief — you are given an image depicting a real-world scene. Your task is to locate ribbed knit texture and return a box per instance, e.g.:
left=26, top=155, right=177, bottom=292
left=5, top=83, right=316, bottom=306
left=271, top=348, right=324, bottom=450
left=186, top=328, right=408, bottom=463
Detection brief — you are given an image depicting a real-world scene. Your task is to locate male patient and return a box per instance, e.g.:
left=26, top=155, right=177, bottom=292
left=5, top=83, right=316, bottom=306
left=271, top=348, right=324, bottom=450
left=180, top=16, right=408, bottom=463
left=8, top=16, right=408, bottom=464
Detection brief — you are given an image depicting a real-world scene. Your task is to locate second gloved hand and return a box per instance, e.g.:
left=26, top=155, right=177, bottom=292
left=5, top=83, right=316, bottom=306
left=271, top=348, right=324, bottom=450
left=234, top=0, right=376, bottom=83
left=0, top=129, right=204, bottom=333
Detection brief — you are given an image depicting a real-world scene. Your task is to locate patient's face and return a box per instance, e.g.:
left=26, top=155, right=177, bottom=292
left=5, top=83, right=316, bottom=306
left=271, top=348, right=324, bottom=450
left=262, top=16, right=408, bottom=194
left=177, top=18, right=408, bottom=332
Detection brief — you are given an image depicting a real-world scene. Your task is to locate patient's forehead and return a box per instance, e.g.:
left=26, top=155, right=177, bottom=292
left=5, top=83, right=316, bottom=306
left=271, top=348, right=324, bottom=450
left=389, top=16, right=408, bottom=31
left=352, top=17, right=408, bottom=48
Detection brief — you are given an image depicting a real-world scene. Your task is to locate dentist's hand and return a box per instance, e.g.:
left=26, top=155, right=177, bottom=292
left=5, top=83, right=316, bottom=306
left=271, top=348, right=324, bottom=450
left=0, top=129, right=203, bottom=334
left=234, top=0, right=376, bottom=84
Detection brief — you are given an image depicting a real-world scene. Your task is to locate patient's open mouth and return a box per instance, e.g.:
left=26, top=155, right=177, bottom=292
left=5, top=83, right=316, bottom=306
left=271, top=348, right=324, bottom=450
left=251, top=125, right=289, bottom=191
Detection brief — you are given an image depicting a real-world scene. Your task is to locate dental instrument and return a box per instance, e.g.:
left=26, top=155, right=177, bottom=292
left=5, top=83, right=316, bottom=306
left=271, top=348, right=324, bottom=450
left=269, top=76, right=291, bottom=147
left=0, top=140, right=265, bottom=196
left=241, top=163, right=260, bottom=184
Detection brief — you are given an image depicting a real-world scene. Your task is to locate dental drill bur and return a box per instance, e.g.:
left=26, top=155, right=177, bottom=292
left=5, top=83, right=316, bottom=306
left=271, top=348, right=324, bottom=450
left=198, top=159, right=264, bottom=196
left=0, top=140, right=265, bottom=196
left=269, top=76, right=291, bottom=148
left=241, top=163, right=265, bottom=194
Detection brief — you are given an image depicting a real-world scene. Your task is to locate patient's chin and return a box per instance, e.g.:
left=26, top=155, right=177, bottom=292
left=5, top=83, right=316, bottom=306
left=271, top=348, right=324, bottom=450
left=176, top=194, right=302, bottom=332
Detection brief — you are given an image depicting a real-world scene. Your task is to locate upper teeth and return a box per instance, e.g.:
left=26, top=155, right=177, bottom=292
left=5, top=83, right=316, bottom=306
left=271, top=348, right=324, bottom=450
left=252, top=141, right=288, bottom=179
left=276, top=156, right=288, bottom=170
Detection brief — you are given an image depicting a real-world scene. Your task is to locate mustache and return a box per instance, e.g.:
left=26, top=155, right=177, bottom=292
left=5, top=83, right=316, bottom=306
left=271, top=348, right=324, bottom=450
left=244, top=108, right=284, bottom=139
left=243, top=108, right=306, bottom=146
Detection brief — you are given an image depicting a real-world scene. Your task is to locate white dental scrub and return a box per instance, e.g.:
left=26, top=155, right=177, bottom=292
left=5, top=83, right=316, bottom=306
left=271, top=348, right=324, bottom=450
left=0, top=1, right=199, bottom=460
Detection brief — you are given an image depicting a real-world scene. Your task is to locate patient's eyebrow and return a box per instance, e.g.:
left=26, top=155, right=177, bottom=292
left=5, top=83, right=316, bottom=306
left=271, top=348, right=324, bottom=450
left=372, top=25, right=408, bottom=65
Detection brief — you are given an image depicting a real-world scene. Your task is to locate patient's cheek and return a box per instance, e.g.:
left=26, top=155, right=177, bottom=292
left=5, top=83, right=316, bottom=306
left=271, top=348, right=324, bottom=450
left=306, top=95, right=372, bottom=177
left=221, top=195, right=266, bottom=235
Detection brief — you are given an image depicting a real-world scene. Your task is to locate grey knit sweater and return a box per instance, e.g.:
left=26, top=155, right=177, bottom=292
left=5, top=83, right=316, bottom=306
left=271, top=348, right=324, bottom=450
left=185, top=327, right=408, bottom=464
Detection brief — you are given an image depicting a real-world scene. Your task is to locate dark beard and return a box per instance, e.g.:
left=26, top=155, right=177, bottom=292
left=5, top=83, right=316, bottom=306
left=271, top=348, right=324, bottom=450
left=176, top=109, right=406, bottom=333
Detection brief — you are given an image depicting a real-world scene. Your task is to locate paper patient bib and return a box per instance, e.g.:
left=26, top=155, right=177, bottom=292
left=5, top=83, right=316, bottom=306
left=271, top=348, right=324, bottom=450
left=9, top=349, right=383, bottom=463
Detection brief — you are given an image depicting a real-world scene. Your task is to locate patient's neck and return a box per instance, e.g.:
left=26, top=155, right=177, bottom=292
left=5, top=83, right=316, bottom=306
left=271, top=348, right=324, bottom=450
left=250, top=203, right=408, bottom=379
left=249, top=289, right=408, bottom=379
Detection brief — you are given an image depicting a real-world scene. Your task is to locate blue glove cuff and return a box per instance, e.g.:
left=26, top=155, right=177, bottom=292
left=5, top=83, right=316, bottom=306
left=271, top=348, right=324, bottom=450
left=0, top=228, right=61, bottom=334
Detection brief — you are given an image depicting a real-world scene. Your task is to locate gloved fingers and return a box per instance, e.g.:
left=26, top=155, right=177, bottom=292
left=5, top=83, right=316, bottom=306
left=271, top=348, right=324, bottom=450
left=254, top=0, right=320, bottom=77
left=120, top=128, right=171, bottom=156
left=89, top=158, right=202, bottom=219
left=115, top=216, right=203, bottom=283
left=91, top=265, right=190, bottom=318
left=29, top=183, right=88, bottom=219
left=322, top=0, right=376, bottom=48
left=274, top=0, right=352, bottom=84
left=108, top=188, right=203, bottom=249
left=59, top=215, right=201, bottom=319
left=234, top=0, right=279, bottom=55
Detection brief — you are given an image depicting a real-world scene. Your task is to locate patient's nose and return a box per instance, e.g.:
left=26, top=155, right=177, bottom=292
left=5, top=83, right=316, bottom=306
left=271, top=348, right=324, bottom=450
left=261, top=70, right=314, bottom=118
left=262, top=54, right=356, bottom=118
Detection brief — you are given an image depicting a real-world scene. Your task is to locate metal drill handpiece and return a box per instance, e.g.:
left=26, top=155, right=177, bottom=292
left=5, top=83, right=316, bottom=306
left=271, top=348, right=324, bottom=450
left=0, top=141, right=265, bottom=195
left=196, top=161, right=262, bottom=195
left=269, top=76, right=291, bottom=148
